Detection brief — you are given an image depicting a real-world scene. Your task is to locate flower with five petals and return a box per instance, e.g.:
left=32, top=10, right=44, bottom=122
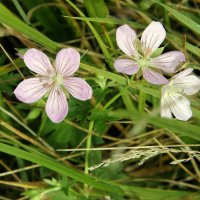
left=14, top=48, right=92, bottom=123
left=114, top=21, right=185, bottom=85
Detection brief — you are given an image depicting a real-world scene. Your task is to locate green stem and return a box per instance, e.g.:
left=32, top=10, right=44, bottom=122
left=103, top=86, right=128, bottom=110
left=101, top=24, right=115, bottom=50
left=64, top=0, right=113, bottom=68
left=84, top=120, right=94, bottom=197
left=85, top=120, right=95, bottom=175
left=80, top=63, right=160, bottom=98
left=0, top=43, right=24, bottom=79
left=138, top=90, right=146, bottom=112
left=0, top=106, right=53, bottom=151
left=12, top=0, right=31, bottom=24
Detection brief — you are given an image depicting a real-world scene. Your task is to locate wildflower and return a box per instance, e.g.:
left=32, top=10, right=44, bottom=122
left=161, top=68, right=200, bottom=121
left=114, top=21, right=185, bottom=84
left=14, top=48, right=92, bottom=123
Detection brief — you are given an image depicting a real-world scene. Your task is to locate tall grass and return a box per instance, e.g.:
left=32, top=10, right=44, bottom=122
left=0, top=0, right=200, bottom=199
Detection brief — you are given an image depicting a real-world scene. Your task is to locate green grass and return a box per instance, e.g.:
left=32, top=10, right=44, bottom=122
left=0, top=0, right=200, bottom=199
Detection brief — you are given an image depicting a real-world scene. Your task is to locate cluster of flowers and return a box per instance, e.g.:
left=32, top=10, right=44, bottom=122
left=14, top=21, right=200, bottom=123
left=114, top=21, right=200, bottom=121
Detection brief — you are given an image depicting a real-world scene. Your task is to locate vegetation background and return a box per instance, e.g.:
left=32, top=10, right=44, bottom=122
left=0, top=0, right=200, bottom=199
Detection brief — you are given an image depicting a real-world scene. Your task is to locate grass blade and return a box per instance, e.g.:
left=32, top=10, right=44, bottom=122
left=0, top=142, right=124, bottom=195
left=0, top=3, right=59, bottom=52
left=64, top=16, right=143, bottom=28
left=155, top=1, right=200, bottom=35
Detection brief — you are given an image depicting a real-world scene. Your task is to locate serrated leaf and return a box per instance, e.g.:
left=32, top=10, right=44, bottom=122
left=68, top=98, right=91, bottom=122
left=46, top=123, right=85, bottom=149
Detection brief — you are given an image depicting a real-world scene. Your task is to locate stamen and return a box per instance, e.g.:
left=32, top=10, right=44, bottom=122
left=137, top=58, right=150, bottom=69
left=51, top=73, right=64, bottom=86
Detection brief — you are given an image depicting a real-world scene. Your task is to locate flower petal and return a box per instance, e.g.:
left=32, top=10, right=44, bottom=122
left=116, top=24, right=138, bottom=57
left=173, top=75, right=200, bottom=95
left=64, top=77, right=92, bottom=101
left=161, top=85, right=172, bottom=119
left=171, top=68, right=200, bottom=95
left=142, top=68, right=169, bottom=85
left=45, top=86, right=68, bottom=123
left=165, top=93, right=192, bottom=121
left=141, top=21, right=166, bottom=56
left=173, top=68, right=193, bottom=79
left=14, top=78, right=50, bottom=103
left=55, top=48, right=80, bottom=77
left=151, top=51, right=185, bottom=73
left=114, top=59, right=139, bottom=75
left=24, top=48, right=55, bottom=76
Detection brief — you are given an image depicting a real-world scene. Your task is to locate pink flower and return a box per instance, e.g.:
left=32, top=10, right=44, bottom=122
left=114, top=21, right=185, bottom=85
left=14, top=48, right=92, bottom=123
left=161, top=68, right=200, bottom=121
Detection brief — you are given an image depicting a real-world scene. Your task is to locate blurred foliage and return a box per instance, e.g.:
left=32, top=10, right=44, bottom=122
left=0, top=0, right=200, bottom=199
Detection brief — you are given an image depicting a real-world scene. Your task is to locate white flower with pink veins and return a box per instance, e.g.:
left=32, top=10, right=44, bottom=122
left=161, top=68, right=200, bottom=121
left=14, top=48, right=92, bottom=123
left=114, top=21, right=185, bottom=85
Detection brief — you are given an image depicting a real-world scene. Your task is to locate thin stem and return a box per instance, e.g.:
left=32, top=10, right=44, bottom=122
left=103, top=86, right=128, bottom=110
left=0, top=43, right=24, bottom=79
left=121, top=89, right=136, bottom=113
left=138, top=90, right=146, bottom=112
left=57, top=144, right=200, bottom=152
left=84, top=120, right=94, bottom=197
left=0, top=106, right=53, bottom=151
left=101, top=24, right=115, bottom=50
left=64, top=0, right=113, bottom=68
left=12, top=0, right=30, bottom=24
left=85, top=121, right=95, bottom=174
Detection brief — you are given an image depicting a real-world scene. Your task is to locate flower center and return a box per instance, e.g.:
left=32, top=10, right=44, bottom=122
left=52, top=73, right=64, bottom=86
left=164, top=81, right=179, bottom=98
left=137, top=58, right=149, bottom=69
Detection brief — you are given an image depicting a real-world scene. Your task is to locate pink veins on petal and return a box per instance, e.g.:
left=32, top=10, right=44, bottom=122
left=14, top=48, right=92, bottom=123
left=114, top=21, right=185, bottom=85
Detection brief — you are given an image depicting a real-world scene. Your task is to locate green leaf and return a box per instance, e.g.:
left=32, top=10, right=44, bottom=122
left=64, top=0, right=113, bottom=67
left=0, top=142, right=199, bottom=199
left=84, top=0, right=110, bottom=35
left=26, top=109, right=41, bottom=120
left=0, top=58, right=24, bottom=76
left=0, top=3, right=59, bottom=52
left=167, top=33, right=200, bottom=57
left=0, top=73, right=20, bottom=96
left=121, top=185, right=200, bottom=200
left=64, top=16, right=143, bottom=29
left=94, top=163, right=125, bottom=181
left=46, top=123, right=85, bottom=149
left=84, top=0, right=109, bottom=18
left=110, top=110, right=200, bottom=141
left=22, top=188, right=45, bottom=200
left=89, top=107, right=117, bottom=133
left=0, top=142, right=124, bottom=195
left=47, top=191, right=69, bottom=200
left=0, top=54, right=7, bottom=65
left=151, top=47, right=165, bottom=57
left=154, top=1, right=200, bottom=35
left=80, top=63, right=160, bottom=97
left=68, top=98, right=91, bottom=122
